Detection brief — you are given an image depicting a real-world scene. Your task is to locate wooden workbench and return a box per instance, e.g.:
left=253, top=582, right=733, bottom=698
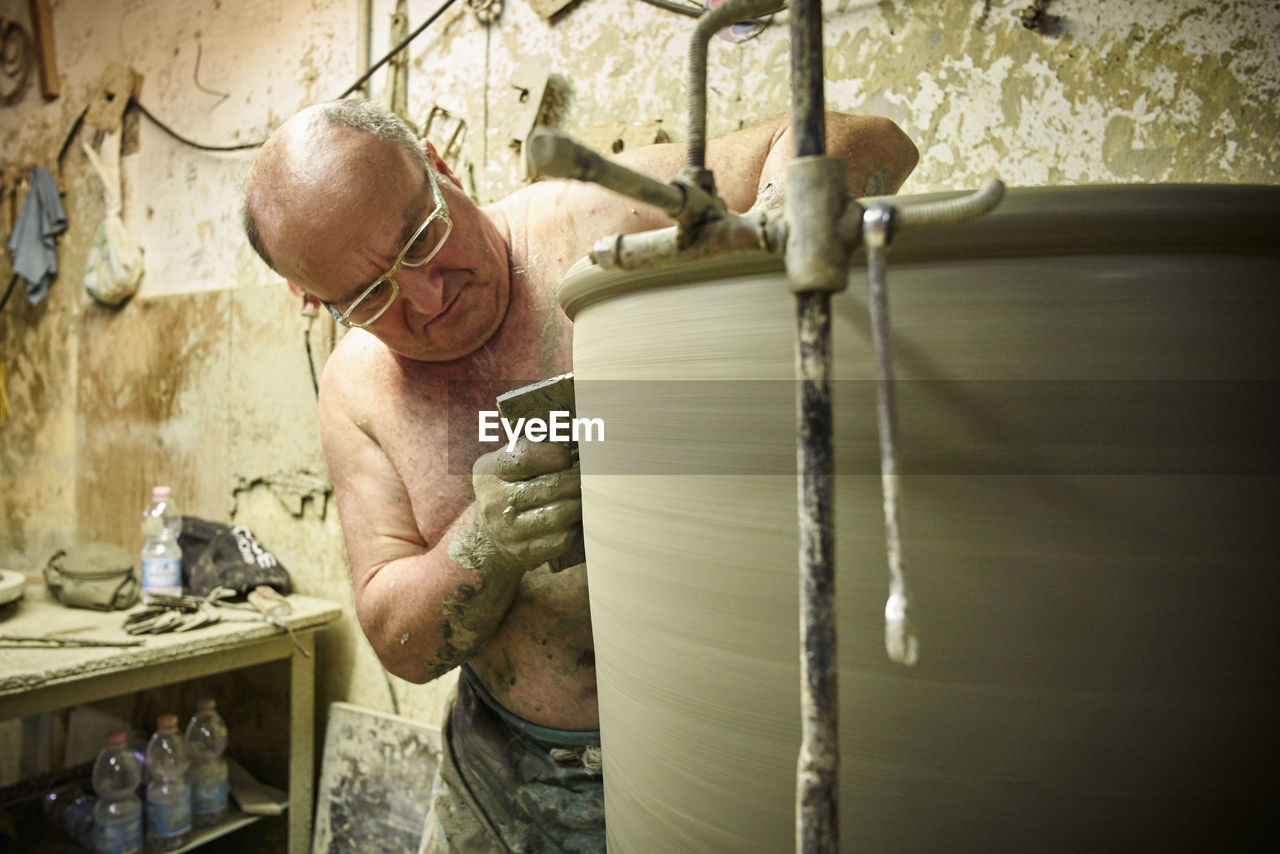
left=0, top=585, right=341, bottom=854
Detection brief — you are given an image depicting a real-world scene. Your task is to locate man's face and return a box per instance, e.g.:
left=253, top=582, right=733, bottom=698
left=270, top=134, right=510, bottom=362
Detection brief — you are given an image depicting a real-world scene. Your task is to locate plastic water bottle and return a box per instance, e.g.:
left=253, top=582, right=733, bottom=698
left=41, top=783, right=97, bottom=849
left=185, top=698, right=230, bottom=828
left=144, top=713, right=191, bottom=850
left=91, top=730, right=143, bottom=854
left=65, top=791, right=98, bottom=849
left=141, top=486, right=183, bottom=599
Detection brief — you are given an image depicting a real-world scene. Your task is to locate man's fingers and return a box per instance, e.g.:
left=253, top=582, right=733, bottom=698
left=473, top=438, right=574, bottom=481
left=506, top=466, right=580, bottom=512
left=503, top=526, right=582, bottom=567
left=502, top=498, right=582, bottom=534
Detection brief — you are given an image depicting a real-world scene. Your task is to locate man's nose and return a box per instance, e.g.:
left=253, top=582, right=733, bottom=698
left=398, top=266, right=446, bottom=317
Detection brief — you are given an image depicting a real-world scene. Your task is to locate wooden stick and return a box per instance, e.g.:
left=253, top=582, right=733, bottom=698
left=0, top=635, right=143, bottom=647
left=26, top=0, right=58, bottom=100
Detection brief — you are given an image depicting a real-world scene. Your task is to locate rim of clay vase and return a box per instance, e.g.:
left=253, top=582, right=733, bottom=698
left=559, top=183, right=1280, bottom=319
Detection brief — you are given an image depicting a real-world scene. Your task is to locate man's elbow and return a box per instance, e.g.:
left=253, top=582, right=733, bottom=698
left=827, top=112, right=920, bottom=195
left=872, top=115, right=920, bottom=182
left=354, top=599, right=456, bottom=684
left=372, top=636, right=457, bottom=684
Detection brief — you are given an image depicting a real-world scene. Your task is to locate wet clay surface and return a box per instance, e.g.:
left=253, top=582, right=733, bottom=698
left=563, top=190, right=1280, bottom=852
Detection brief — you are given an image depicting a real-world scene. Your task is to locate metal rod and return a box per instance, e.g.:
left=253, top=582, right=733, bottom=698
left=589, top=208, right=782, bottom=269
left=788, top=1, right=838, bottom=851
left=526, top=128, right=688, bottom=215
left=895, top=177, right=1006, bottom=229
left=863, top=203, right=919, bottom=667
left=790, top=0, right=827, bottom=159
left=687, top=0, right=785, bottom=169
left=795, top=290, right=838, bottom=854
left=859, top=181, right=1004, bottom=667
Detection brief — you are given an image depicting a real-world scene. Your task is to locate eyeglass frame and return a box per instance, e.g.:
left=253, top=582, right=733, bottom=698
left=324, top=164, right=453, bottom=328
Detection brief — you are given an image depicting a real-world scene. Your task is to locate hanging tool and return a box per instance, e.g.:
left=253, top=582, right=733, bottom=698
left=859, top=179, right=1005, bottom=668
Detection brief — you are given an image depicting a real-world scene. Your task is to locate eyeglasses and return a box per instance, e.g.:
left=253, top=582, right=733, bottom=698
left=325, top=166, right=453, bottom=328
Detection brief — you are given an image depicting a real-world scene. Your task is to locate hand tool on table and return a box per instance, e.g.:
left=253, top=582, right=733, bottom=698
left=0, top=635, right=143, bottom=648
left=121, top=586, right=310, bottom=657
left=124, top=591, right=225, bottom=634
left=246, top=585, right=311, bottom=658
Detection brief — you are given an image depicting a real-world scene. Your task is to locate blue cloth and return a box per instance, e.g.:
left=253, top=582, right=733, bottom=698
left=7, top=167, right=68, bottom=305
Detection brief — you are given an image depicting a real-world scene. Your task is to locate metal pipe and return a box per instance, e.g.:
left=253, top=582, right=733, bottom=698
left=863, top=203, right=918, bottom=668
left=785, top=2, right=840, bottom=852
left=589, top=209, right=783, bottom=269
left=526, top=128, right=689, bottom=215
left=859, top=180, right=1004, bottom=668
left=895, top=177, right=1006, bottom=229
left=794, top=288, right=838, bottom=854
left=688, top=0, right=786, bottom=170
left=789, top=0, right=826, bottom=158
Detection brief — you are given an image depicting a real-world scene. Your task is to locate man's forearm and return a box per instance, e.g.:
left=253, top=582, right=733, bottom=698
left=356, top=506, right=527, bottom=683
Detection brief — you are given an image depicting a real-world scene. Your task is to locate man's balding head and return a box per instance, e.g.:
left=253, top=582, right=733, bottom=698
left=243, top=99, right=428, bottom=271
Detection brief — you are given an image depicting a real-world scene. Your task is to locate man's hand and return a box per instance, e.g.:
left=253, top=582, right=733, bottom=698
left=472, top=438, right=582, bottom=571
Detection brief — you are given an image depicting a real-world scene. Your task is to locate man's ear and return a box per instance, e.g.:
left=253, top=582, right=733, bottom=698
left=423, top=139, right=462, bottom=188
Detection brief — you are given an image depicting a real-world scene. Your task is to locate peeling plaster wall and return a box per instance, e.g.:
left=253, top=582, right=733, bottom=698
left=367, top=0, right=1279, bottom=200
left=2, top=0, right=1278, bottom=746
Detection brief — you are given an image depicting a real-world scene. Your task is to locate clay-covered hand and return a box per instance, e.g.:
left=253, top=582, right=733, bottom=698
left=472, top=438, right=582, bottom=571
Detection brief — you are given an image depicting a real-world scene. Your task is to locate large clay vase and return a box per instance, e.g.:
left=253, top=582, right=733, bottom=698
left=559, top=185, right=1280, bottom=852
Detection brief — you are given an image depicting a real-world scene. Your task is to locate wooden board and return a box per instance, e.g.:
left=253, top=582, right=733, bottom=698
left=312, top=701, right=442, bottom=854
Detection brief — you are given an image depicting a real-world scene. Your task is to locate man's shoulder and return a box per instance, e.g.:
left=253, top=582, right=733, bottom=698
left=319, top=330, right=440, bottom=410
left=494, top=176, right=671, bottom=280
left=323, top=329, right=391, bottom=387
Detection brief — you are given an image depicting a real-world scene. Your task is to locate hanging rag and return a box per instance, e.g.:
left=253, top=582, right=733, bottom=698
left=82, top=129, right=144, bottom=305
left=6, top=166, right=67, bottom=305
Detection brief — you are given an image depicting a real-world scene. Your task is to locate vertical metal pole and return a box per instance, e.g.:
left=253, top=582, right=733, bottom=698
left=790, top=1, right=837, bottom=852
left=790, top=0, right=827, bottom=158
left=795, top=290, right=837, bottom=854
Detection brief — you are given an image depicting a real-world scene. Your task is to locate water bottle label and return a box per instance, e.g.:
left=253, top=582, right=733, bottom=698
left=93, top=813, right=143, bottom=854
left=146, top=798, right=191, bottom=839
left=140, top=556, right=182, bottom=594
left=192, top=776, right=229, bottom=815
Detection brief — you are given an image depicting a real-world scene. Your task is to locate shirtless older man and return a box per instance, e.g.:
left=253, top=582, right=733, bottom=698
left=244, top=97, right=916, bottom=851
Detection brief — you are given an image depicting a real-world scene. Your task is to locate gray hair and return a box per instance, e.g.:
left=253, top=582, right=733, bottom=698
left=312, top=98, right=428, bottom=167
